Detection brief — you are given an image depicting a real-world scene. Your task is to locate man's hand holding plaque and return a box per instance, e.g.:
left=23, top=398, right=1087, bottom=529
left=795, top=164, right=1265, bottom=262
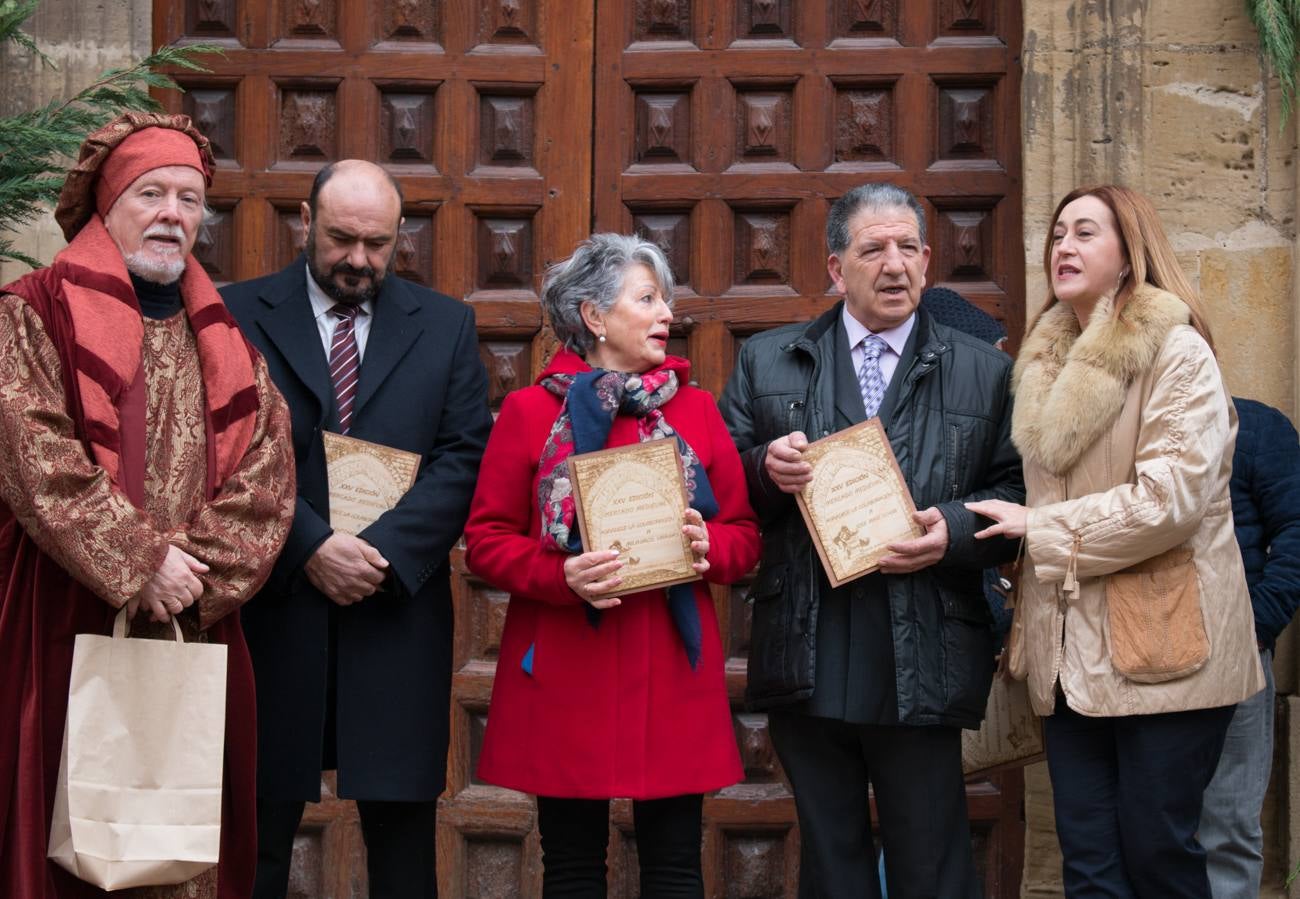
left=323, top=432, right=421, bottom=535
left=567, top=438, right=703, bottom=600
left=791, top=420, right=927, bottom=587
left=317, top=433, right=422, bottom=606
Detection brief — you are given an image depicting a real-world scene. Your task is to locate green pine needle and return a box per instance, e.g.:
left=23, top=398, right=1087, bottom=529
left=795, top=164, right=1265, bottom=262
left=0, top=0, right=221, bottom=269
left=1, top=0, right=52, bottom=68
left=1247, top=0, right=1300, bottom=123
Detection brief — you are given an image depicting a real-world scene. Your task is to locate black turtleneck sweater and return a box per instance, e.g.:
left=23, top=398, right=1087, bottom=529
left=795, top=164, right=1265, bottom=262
left=130, top=273, right=184, bottom=320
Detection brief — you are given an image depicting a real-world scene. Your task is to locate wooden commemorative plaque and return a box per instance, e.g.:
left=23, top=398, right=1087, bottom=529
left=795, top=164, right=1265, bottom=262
left=568, top=438, right=700, bottom=594
left=322, top=432, right=421, bottom=535
left=795, top=419, right=923, bottom=587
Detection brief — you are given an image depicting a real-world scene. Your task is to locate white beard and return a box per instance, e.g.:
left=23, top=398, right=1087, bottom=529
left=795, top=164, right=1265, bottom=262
left=124, top=251, right=186, bottom=285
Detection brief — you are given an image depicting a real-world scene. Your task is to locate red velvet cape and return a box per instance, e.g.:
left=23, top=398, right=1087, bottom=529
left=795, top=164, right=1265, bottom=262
left=0, top=219, right=262, bottom=898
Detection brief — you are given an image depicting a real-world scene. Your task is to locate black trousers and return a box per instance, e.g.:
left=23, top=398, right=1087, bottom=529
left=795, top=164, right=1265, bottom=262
left=252, top=797, right=438, bottom=899
left=1044, top=694, right=1235, bottom=898
left=536, top=793, right=703, bottom=898
left=768, top=711, right=979, bottom=899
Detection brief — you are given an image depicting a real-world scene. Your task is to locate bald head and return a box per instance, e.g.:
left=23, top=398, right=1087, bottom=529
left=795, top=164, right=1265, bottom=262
left=308, top=159, right=403, bottom=225
left=302, top=159, right=405, bottom=305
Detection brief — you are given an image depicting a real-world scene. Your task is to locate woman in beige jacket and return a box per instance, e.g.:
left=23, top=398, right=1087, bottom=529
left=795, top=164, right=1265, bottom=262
left=968, top=185, right=1264, bottom=898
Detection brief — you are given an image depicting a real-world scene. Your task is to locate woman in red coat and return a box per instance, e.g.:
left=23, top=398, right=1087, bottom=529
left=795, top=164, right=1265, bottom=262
left=464, top=233, right=761, bottom=897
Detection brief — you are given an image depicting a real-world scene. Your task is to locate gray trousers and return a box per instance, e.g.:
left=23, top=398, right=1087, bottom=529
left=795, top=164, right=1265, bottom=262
left=1201, top=648, right=1274, bottom=899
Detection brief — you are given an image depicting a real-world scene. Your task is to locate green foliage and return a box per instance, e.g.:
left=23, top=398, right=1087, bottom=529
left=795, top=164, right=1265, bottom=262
left=1247, top=0, right=1300, bottom=123
left=0, top=0, right=219, bottom=268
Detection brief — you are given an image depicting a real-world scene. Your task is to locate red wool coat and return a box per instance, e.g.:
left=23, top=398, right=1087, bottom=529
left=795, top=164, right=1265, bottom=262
left=464, top=351, right=761, bottom=799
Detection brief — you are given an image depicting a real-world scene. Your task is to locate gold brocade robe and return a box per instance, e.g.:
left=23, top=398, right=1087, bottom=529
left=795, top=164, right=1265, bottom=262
left=0, top=295, right=295, bottom=899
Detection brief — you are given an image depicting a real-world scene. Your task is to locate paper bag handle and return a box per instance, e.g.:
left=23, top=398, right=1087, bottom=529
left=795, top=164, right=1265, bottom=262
left=112, top=608, right=184, bottom=642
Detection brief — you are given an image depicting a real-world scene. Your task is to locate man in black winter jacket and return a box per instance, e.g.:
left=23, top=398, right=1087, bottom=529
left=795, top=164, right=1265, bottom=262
left=1200, top=397, right=1300, bottom=897
left=719, top=183, right=1024, bottom=899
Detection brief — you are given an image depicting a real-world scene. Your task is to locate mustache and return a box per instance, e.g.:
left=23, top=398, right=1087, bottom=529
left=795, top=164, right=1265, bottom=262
left=331, top=261, right=376, bottom=279
left=143, top=225, right=185, bottom=242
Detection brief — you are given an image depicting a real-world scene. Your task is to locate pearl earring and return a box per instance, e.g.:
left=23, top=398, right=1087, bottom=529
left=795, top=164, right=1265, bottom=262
left=598, top=334, right=607, bottom=343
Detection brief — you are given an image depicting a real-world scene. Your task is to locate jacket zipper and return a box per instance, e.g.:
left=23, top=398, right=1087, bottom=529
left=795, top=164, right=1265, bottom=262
left=1052, top=471, right=1075, bottom=696
left=787, top=399, right=805, bottom=433
left=947, top=422, right=960, bottom=500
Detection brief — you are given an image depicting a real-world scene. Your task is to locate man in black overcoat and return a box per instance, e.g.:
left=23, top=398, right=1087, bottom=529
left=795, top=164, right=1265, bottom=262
left=221, top=159, right=492, bottom=898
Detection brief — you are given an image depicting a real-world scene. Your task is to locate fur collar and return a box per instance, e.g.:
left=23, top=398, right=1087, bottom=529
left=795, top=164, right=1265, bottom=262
left=1012, top=284, right=1191, bottom=475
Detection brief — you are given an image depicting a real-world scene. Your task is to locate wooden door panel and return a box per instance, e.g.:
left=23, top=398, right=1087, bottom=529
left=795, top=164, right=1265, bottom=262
left=160, top=0, right=1026, bottom=894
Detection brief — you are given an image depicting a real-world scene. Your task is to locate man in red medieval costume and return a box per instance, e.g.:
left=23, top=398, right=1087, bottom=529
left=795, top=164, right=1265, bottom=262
left=0, top=112, right=296, bottom=898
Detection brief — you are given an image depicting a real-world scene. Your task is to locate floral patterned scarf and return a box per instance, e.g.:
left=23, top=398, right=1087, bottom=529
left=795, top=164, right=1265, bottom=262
left=536, top=366, right=718, bottom=668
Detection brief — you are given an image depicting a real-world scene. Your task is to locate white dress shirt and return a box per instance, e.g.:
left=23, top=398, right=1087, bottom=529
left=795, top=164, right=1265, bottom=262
left=842, top=305, right=916, bottom=390
left=306, top=264, right=374, bottom=362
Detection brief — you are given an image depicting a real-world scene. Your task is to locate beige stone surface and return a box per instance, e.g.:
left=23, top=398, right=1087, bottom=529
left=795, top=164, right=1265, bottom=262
left=1261, top=698, right=1293, bottom=898
left=1145, top=56, right=1265, bottom=237
left=1263, top=74, right=1298, bottom=238
left=1144, top=0, right=1257, bottom=47
left=1279, top=621, right=1298, bottom=697
left=1285, top=697, right=1300, bottom=898
left=1021, top=761, right=1063, bottom=897
left=1200, top=246, right=1295, bottom=413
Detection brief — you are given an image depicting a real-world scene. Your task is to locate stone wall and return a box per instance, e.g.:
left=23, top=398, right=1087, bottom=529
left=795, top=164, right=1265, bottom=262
left=0, top=0, right=151, bottom=284
left=1020, top=1, right=1299, bottom=896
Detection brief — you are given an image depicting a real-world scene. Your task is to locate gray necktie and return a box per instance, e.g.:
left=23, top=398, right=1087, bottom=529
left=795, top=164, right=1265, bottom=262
left=858, top=334, right=888, bottom=419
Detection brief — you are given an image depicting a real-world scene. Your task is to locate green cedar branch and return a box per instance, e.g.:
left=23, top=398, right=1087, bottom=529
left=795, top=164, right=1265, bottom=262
left=0, top=0, right=220, bottom=267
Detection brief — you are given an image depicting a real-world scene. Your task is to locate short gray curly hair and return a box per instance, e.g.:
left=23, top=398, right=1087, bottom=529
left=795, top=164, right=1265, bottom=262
left=542, top=233, right=676, bottom=356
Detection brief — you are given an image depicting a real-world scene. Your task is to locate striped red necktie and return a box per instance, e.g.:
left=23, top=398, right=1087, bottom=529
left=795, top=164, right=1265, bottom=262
left=329, top=303, right=361, bottom=434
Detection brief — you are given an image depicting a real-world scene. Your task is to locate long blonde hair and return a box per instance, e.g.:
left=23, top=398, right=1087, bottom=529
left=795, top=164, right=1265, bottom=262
left=1030, top=185, right=1215, bottom=354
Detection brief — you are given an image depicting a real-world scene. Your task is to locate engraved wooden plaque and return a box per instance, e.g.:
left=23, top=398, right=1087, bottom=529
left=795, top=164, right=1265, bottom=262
left=568, top=438, right=700, bottom=594
left=322, top=432, right=421, bottom=535
left=795, top=419, right=923, bottom=588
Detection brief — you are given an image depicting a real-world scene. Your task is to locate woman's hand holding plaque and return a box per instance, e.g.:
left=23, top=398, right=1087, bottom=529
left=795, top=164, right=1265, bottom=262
left=568, top=438, right=701, bottom=595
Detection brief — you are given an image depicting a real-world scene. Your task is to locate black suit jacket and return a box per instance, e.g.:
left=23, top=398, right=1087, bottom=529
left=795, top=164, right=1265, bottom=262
left=221, top=259, right=492, bottom=802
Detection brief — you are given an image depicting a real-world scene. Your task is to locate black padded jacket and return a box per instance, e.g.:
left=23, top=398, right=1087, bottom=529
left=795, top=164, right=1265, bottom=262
left=719, top=303, right=1025, bottom=727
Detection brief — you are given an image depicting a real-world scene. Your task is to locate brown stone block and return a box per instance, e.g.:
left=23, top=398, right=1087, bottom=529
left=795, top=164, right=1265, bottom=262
left=1285, top=697, right=1300, bottom=897
left=1021, top=761, right=1063, bottom=897
left=1144, top=53, right=1266, bottom=236
left=1278, top=619, right=1299, bottom=697
left=1199, top=247, right=1295, bottom=414
left=1144, top=0, right=1256, bottom=46
left=1262, top=75, right=1299, bottom=238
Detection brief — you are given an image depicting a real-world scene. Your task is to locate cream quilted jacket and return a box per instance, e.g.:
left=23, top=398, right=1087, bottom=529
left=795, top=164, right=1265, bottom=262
left=1011, top=285, right=1265, bottom=717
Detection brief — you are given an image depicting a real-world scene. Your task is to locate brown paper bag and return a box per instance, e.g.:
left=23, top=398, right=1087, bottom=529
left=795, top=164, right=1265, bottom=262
left=48, top=609, right=227, bottom=889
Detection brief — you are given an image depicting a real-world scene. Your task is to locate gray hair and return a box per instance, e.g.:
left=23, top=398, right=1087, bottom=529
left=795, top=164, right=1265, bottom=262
left=542, top=233, right=676, bottom=356
left=826, top=183, right=927, bottom=254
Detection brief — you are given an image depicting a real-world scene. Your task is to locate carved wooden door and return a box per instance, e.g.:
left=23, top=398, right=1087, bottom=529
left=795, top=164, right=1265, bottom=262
left=156, top=0, right=1025, bottom=896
